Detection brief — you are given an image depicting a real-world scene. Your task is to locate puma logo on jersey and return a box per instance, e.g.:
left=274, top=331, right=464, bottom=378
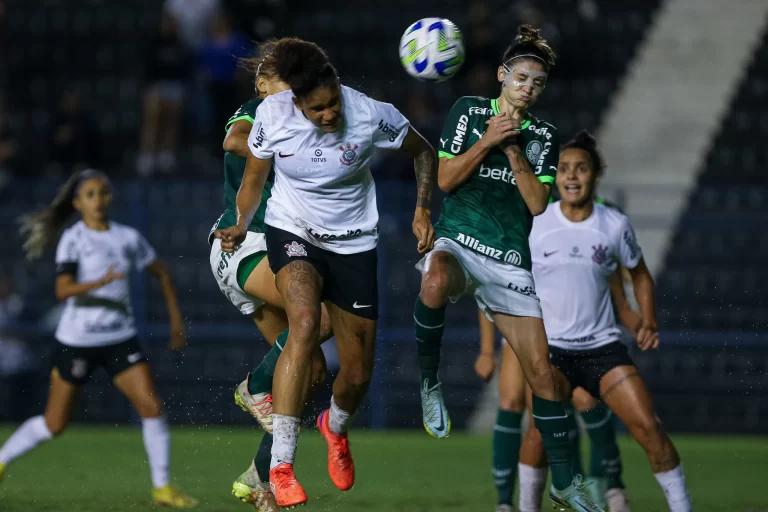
left=472, top=128, right=484, bottom=139
left=451, top=115, right=469, bottom=153
left=440, top=138, right=447, bottom=148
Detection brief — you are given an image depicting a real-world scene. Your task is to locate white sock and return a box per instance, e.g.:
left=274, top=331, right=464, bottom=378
left=141, top=416, right=170, bottom=488
left=518, top=463, right=547, bottom=512
left=270, top=415, right=300, bottom=470
left=654, top=465, right=692, bottom=512
left=328, top=396, right=353, bottom=435
left=0, top=415, right=53, bottom=465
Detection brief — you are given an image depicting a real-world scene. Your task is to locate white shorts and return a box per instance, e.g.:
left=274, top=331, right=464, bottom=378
left=416, top=237, right=542, bottom=320
left=209, top=232, right=268, bottom=315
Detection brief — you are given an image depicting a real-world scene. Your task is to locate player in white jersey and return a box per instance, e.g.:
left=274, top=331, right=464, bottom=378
left=519, top=132, right=692, bottom=512
left=214, top=39, right=437, bottom=507
left=0, top=170, right=197, bottom=509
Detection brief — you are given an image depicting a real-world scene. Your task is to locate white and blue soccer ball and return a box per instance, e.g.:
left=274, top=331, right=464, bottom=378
left=399, top=18, right=465, bottom=82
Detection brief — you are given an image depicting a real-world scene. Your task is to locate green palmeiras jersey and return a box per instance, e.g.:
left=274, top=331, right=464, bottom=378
left=434, top=96, right=559, bottom=271
left=209, top=99, right=274, bottom=241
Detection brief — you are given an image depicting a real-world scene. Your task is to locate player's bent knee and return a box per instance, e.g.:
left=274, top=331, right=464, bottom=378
left=629, top=415, right=664, bottom=446
left=499, top=395, right=526, bottom=413
left=420, top=268, right=451, bottom=306
left=44, top=417, right=69, bottom=437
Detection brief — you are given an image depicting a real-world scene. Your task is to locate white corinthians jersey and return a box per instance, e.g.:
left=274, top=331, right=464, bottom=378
left=530, top=202, right=642, bottom=351
left=54, top=221, right=157, bottom=347
left=248, top=85, right=410, bottom=254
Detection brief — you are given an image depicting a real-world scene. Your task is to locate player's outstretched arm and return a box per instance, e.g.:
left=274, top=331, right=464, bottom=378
left=399, top=126, right=437, bottom=253
left=146, top=259, right=186, bottom=350
left=222, top=119, right=254, bottom=158
left=628, top=257, right=659, bottom=351
left=55, top=266, right=125, bottom=301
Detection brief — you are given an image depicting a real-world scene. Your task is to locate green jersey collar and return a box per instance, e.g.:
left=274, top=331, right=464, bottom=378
left=490, top=98, right=531, bottom=130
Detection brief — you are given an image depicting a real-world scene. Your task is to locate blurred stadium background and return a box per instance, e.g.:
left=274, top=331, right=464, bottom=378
left=0, top=0, right=767, bottom=510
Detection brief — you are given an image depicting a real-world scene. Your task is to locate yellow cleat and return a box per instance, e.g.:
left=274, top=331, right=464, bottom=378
left=0, top=462, right=6, bottom=483
left=152, top=485, right=198, bottom=509
left=231, top=460, right=279, bottom=511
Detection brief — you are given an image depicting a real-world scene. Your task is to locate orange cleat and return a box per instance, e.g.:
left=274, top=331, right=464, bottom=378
left=269, top=463, right=307, bottom=508
left=316, top=409, right=355, bottom=491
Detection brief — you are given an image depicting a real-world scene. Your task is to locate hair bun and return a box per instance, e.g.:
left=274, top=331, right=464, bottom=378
left=515, top=24, right=541, bottom=44
left=573, top=130, right=597, bottom=149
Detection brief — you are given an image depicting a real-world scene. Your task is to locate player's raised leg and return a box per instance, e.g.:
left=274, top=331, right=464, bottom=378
left=414, top=250, right=467, bottom=439
left=600, top=366, right=691, bottom=512
left=0, top=369, right=75, bottom=480
left=114, top=362, right=197, bottom=509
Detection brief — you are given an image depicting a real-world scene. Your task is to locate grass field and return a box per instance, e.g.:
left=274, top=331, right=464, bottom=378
left=0, top=426, right=766, bottom=511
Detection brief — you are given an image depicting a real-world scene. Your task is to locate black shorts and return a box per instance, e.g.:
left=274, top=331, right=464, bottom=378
left=265, top=226, right=378, bottom=320
left=51, top=337, right=148, bottom=385
left=549, top=341, right=635, bottom=399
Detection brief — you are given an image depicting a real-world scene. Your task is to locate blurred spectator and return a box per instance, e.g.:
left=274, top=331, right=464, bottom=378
left=137, top=12, right=191, bottom=177
left=198, top=11, right=251, bottom=153
left=0, top=274, right=28, bottom=333
left=464, top=0, right=502, bottom=98
left=45, top=92, right=101, bottom=176
left=165, top=0, right=220, bottom=51
left=0, top=104, right=17, bottom=189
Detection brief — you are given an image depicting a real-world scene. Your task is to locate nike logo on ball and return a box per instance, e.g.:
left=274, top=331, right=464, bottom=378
left=352, top=302, right=371, bottom=308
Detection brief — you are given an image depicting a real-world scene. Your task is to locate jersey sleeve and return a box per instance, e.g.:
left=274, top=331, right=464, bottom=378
left=54, top=229, right=79, bottom=276
left=535, top=125, right=559, bottom=187
left=369, top=99, right=410, bottom=150
left=225, top=100, right=259, bottom=132
left=131, top=230, right=157, bottom=270
left=617, top=215, right=642, bottom=269
left=248, top=104, right=274, bottom=159
left=438, top=97, right=471, bottom=159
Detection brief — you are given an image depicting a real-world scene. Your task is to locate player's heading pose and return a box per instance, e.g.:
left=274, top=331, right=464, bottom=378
left=209, top=38, right=332, bottom=512
left=216, top=39, right=437, bottom=507
left=413, top=25, right=602, bottom=511
left=0, top=170, right=196, bottom=509
left=520, top=131, right=692, bottom=512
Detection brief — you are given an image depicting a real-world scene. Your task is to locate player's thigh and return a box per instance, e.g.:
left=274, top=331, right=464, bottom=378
left=44, top=369, right=81, bottom=435
left=416, top=239, right=470, bottom=301
left=494, top=315, right=550, bottom=384
left=600, top=365, right=656, bottom=432
left=572, top=386, right=599, bottom=412
left=113, top=362, right=163, bottom=418
left=210, top=233, right=274, bottom=315
left=243, top=255, right=285, bottom=309
left=326, top=302, right=376, bottom=384
left=498, top=341, right=527, bottom=412
left=251, top=303, right=289, bottom=345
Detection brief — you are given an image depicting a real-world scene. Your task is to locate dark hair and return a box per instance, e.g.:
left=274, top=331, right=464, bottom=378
left=561, top=130, right=605, bottom=176
left=271, top=39, right=338, bottom=99
left=239, top=38, right=310, bottom=81
left=502, top=24, right=557, bottom=71
left=18, top=169, right=110, bottom=260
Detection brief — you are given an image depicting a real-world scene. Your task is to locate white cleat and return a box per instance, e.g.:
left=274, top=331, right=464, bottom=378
left=495, top=505, right=514, bottom=512
left=234, top=375, right=273, bottom=433
left=420, top=378, right=451, bottom=439
left=606, top=488, right=631, bottom=512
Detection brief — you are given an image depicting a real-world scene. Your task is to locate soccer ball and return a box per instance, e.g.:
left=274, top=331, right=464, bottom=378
left=399, top=18, right=465, bottom=82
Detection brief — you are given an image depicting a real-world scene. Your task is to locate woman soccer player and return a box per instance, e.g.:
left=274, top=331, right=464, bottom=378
left=519, top=131, right=692, bottom=512
left=0, top=170, right=196, bottom=508
left=216, top=38, right=437, bottom=507
left=208, top=38, right=332, bottom=512
left=412, top=25, right=601, bottom=511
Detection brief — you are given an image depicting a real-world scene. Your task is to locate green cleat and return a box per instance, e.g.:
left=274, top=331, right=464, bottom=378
left=550, top=476, right=605, bottom=512
left=420, top=378, right=451, bottom=439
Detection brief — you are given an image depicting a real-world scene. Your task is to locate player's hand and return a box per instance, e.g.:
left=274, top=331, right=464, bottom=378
left=168, top=311, right=186, bottom=351
left=474, top=352, right=496, bottom=382
left=214, top=224, right=247, bottom=253
left=98, top=265, right=126, bottom=287
left=483, top=113, right=520, bottom=149
left=412, top=207, right=435, bottom=254
left=636, top=319, right=659, bottom=351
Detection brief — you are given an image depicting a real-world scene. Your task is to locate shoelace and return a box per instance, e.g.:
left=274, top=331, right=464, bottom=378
left=331, top=436, right=352, bottom=471
left=422, top=382, right=443, bottom=423
left=273, top=468, right=298, bottom=491
left=254, top=395, right=273, bottom=417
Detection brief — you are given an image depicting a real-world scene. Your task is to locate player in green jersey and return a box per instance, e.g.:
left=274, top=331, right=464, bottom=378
left=413, top=26, right=603, bottom=511
left=207, top=39, right=331, bottom=512
left=475, top=132, right=641, bottom=512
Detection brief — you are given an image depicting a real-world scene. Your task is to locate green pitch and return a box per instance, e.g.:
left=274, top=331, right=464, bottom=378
left=0, top=426, right=765, bottom=511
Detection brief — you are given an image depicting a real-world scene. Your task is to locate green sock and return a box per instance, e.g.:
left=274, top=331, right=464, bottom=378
left=247, top=329, right=287, bottom=395
left=492, top=409, right=523, bottom=505
left=254, top=433, right=273, bottom=482
left=582, top=404, right=624, bottom=489
left=532, top=395, right=574, bottom=491
left=564, top=402, right=584, bottom=477
left=413, top=297, right=445, bottom=385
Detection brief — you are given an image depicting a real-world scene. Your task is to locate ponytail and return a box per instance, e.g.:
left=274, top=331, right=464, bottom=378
left=18, top=169, right=108, bottom=260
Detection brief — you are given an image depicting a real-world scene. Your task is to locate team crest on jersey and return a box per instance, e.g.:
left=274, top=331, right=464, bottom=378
left=591, top=244, right=609, bottom=265
left=525, top=140, right=543, bottom=164
left=284, top=241, right=307, bottom=258
left=338, top=143, right=359, bottom=166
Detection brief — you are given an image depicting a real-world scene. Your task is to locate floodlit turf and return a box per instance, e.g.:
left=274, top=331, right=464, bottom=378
left=0, top=426, right=766, bottom=511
